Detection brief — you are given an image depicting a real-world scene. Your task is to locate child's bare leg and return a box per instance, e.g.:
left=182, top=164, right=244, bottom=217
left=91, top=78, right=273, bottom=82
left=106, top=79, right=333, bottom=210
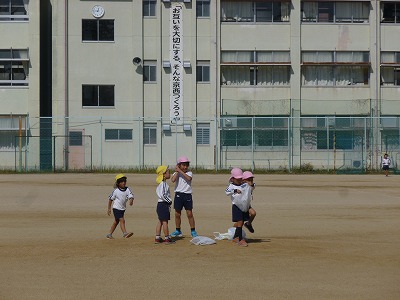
left=156, top=220, right=162, bottom=236
left=109, top=219, right=119, bottom=234
left=119, top=218, right=127, bottom=233
left=186, top=210, right=195, bottom=228
left=174, top=210, right=182, bottom=229
left=162, top=221, right=169, bottom=237
left=249, top=208, right=256, bottom=224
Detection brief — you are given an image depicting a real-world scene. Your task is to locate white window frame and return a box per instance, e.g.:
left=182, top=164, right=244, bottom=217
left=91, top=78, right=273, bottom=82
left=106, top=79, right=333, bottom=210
left=143, top=0, right=157, bottom=17
left=197, top=0, right=210, bottom=18
left=105, top=129, right=133, bottom=141
left=0, top=0, right=28, bottom=21
left=196, top=123, right=210, bottom=145
left=0, top=49, right=29, bottom=87
left=143, top=61, right=157, bottom=83
left=143, top=123, right=157, bottom=145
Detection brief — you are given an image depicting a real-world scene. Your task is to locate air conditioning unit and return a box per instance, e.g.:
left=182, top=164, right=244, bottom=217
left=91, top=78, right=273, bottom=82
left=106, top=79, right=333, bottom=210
left=222, top=118, right=237, bottom=128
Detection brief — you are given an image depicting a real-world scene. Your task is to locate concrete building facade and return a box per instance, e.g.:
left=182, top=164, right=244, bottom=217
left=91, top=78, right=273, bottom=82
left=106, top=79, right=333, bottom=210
left=1, top=0, right=399, bottom=171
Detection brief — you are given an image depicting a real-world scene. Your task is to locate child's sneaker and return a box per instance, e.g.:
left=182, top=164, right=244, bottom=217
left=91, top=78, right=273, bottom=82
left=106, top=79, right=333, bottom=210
left=191, top=230, right=198, bottom=237
left=123, top=232, right=133, bottom=238
left=171, top=230, right=183, bottom=237
left=106, top=234, right=114, bottom=239
left=238, top=239, right=248, bottom=247
left=244, top=222, right=255, bottom=233
left=154, top=237, right=163, bottom=244
left=163, top=237, right=176, bottom=245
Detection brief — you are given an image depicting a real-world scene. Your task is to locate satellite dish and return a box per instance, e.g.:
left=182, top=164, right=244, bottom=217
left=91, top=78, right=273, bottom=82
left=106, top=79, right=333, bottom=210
left=132, top=57, right=142, bottom=66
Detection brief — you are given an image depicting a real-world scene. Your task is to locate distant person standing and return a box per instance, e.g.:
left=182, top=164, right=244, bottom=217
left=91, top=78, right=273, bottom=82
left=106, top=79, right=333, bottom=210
left=382, top=153, right=391, bottom=177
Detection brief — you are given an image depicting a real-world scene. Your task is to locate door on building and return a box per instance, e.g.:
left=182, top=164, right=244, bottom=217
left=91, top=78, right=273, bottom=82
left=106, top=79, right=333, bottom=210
left=68, top=130, right=85, bottom=170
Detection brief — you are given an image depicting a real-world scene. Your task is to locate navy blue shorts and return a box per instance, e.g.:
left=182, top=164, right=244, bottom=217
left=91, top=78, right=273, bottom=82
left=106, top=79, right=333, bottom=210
left=382, top=165, right=389, bottom=170
left=113, top=208, right=125, bottom=221
left=174, top=192, right=193, bottom=211
left=232, top=204, right=250, bottom=222
left=157, top=202, right=171, bottom=221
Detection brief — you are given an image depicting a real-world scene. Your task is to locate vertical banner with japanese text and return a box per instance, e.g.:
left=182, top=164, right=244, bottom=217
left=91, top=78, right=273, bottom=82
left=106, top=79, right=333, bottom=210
left=170, top=3, right=183, bottom=124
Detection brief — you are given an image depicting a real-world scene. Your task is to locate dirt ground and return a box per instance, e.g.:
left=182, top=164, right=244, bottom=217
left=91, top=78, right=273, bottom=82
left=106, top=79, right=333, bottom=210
left=0, top=173, right=399, bottom=299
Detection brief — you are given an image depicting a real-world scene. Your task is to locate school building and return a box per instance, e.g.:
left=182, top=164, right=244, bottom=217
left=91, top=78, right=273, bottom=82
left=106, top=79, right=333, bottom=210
left=1, top=0, right=400, bottom=171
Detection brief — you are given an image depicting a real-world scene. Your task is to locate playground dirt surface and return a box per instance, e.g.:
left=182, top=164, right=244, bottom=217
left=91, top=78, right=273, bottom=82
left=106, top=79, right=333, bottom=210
left=0, top=173, right=399, bottom=299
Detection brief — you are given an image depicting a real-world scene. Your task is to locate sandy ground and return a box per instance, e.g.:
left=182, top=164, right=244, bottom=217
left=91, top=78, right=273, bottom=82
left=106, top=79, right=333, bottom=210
left=0, top=173, right=399, bottom=299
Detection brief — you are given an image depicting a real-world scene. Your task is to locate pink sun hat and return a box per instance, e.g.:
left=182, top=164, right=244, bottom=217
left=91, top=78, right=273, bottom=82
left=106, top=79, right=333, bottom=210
left=177, top=156, right=190, bottom=164
left=230, top=167, right=243, bottom=181
left=243, top=171, right=254, bottom=180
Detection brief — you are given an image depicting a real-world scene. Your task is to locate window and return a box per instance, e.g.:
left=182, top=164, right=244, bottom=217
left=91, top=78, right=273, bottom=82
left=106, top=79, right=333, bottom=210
left=221, top=51, right=290, bottom=86
left=221, top=116, right=288, bottom=147
left=0, top=0, right=28, bottom=21
left=82, top=19, right=114, bottom=42
left=143, top=123, right=157, bottom=145
left=69, top=131, right=83, bottom=146
left=302, top=1, right=369, bottom=23
left=301, top=116, right=368, bottom=150
left=105, top=129, right=133, bottom=141
left=196, top=61, right=210, bottom=82
left=382, top=2, right=400, bottom=23
left=197, top=0, right=210, bottom=17
left=381, top=52, right=400, bottom=86
left=0, top=115, right=27, bottom=150
left=143, top=61, right=157, bottom=82
left=221, top=1, right=290, bottom=23
left=0, top=49, right=29, bottom=86
left=302, top=51, right=369, bottom=86
left=82, top=85, right=115, bottom=107
left=143, top=0, right=156, bottom=17
left=196, top=123, right=210, bottom=145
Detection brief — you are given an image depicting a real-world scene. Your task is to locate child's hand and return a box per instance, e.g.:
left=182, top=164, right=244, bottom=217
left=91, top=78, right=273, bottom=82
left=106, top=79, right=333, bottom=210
left=175, top=164, right=181, bottom=172
left=107, top=209, right=111, bottom=216
left=129, top=199, right=134, bottom=206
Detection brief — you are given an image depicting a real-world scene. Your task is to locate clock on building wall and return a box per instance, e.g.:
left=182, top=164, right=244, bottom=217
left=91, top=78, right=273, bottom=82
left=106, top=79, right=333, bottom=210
left=92, top=5, right=105, bottom=18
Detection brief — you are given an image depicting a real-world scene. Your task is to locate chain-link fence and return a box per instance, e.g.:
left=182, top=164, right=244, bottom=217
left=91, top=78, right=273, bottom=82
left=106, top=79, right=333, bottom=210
left=3, top=116, right=400, bottom=172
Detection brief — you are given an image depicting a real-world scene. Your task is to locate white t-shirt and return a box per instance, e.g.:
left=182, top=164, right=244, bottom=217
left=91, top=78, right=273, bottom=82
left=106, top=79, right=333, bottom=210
left=382, top=157, right=391, bottom=166
left=173, top=171, right=193, bottom=194
left=225, top=182, right=252, bottom=212
left=156, top=181, right=172, bottom=204
left=109, top=187, right=134, bottom=210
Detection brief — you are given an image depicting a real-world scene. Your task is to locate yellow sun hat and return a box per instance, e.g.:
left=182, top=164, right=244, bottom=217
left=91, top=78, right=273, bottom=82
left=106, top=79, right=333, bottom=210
left=115, top=173, right=127, bottom=182
left=156, top=165, right=168, bottom=184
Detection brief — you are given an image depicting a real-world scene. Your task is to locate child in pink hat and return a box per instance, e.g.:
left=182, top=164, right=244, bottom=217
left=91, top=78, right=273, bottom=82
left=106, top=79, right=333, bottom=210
left=170, top=156, right=198, bottom=238
left=225, top=167, right=251, bottom=247
left=242, top=171, right=256, bottom=234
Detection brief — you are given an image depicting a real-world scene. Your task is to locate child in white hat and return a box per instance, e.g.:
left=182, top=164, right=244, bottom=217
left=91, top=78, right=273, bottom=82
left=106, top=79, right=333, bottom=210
left=171, top=156, right=198, bottom=238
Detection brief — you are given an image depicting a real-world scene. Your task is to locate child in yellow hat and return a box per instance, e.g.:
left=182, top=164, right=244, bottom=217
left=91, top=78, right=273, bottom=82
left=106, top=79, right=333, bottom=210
left=155, top=166, right=175, bottom=244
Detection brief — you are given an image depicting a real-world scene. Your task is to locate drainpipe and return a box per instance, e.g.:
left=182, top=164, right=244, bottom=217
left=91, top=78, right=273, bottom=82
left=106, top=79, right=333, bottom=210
left=64, top=0, right=69, bottom=171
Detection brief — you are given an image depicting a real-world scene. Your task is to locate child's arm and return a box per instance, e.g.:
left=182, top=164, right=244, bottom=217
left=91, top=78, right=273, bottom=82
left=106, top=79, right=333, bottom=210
left=173, top=165, right=192, bottom=182
left=127, top=188, right=134, bottom=206
left=171, top=169, right=179, bottom=183
left=107, top=199, right=112, bottom=216
left=225, top=185, right=241, bottom=196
